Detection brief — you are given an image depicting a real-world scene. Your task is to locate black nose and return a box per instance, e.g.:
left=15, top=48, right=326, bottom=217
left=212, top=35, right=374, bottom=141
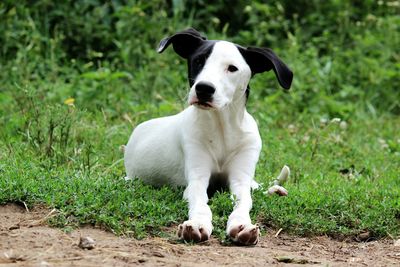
left=195, top=81, right=215, bottom=101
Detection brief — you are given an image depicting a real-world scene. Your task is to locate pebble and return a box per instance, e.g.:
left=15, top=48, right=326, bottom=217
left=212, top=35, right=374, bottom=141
left=78, top=236, right=96, bottom=250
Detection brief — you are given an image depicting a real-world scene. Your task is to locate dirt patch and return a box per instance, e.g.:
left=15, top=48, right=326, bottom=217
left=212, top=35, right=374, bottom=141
left=1, top=204, right=399, bottom=266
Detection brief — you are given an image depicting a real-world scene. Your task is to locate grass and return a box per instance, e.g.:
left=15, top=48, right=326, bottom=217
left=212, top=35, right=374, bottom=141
left=0, top=1, right=399, bottom=242
left=1, top=79, right=399, bottom=240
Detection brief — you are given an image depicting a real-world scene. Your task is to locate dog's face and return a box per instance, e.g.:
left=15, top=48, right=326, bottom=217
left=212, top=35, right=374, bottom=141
left=158, top=28, right=293, bottom=110
left=187, top=41, right=252, bottom=109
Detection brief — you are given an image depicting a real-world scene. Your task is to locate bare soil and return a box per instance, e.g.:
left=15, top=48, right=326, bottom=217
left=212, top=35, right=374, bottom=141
left=1, top=204, right=399, bottom=267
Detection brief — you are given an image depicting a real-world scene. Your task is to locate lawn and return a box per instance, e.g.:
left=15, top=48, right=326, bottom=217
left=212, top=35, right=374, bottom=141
left=0, top=1, right=399, bottom=242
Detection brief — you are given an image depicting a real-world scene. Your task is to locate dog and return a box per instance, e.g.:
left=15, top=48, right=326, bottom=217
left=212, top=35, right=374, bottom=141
left=124, top=28, right=293, bottom=245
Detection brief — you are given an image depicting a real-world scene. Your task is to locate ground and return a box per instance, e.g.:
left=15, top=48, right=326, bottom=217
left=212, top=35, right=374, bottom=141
left=1, top=204, right=399, bottom=267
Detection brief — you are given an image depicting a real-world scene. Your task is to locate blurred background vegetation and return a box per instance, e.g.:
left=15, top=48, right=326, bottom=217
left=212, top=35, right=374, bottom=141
left=1, top=0, right=399, bottom=119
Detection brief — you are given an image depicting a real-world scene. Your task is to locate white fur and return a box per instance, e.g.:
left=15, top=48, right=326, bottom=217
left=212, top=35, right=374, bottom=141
left=124, top=41, right=262, bottom=243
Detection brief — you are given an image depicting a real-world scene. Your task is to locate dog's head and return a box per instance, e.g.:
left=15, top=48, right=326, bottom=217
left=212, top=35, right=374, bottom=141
left=158, top=28, right=293, bottom=110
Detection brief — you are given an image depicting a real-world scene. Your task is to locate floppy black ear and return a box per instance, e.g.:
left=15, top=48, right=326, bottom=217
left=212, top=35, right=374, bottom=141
left=239, top=47, right=293, bottom=90
left=157, top=28, right=207, bottom=59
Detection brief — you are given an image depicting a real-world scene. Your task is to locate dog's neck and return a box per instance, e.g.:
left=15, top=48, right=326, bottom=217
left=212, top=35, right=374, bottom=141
left=193, top=94, right=247, bottom=133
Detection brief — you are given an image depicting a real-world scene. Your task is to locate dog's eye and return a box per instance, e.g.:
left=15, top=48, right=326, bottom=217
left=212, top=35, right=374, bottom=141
left=227, top=65, right=238, bottom=72
left=194, top=58, right=204, bottom=67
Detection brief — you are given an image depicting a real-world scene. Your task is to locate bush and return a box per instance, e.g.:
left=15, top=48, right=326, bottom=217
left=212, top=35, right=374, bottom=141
left=1, top=0, right=398, bottom=117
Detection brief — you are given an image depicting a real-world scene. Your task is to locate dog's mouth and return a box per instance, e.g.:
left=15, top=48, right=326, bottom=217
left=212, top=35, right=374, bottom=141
left=196, top=101, right=213, bottom=109
left=189, top=99, right=214, bottom=109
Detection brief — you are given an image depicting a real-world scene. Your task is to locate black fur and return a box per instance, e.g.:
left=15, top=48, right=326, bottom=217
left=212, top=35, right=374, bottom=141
left=237, top=45, right=293, bottom=90
left=187, top=42, right=215, bottom=87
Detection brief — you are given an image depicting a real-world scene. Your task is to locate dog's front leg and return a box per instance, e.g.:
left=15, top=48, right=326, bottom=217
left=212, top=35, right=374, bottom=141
left=226, top=149, right=260, bottom=245
left=178, top=148, right=213, bottom=242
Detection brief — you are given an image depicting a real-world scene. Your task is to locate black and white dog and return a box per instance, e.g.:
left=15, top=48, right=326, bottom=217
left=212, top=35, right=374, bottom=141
left=124, top=28, right=293, bottom=245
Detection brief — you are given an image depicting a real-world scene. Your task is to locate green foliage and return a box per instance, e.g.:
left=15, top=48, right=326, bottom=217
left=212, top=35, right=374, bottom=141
left=0, top=1, right=399, bottom=240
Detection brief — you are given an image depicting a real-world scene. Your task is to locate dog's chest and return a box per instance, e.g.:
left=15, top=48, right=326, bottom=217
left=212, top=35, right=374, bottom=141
left=184, top=108, right=245, bottom=170
left=203, top=129, right=233, bottom=166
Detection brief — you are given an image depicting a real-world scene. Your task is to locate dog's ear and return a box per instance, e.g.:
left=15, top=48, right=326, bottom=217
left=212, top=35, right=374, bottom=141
left=239, top=47, right=293, bottom=90
left=157, top=28, right=207, bottom=59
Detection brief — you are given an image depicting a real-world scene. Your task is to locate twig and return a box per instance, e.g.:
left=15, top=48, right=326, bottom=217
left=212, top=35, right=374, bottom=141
left=22, top=202, right=30, bottom=212
left=28, top=208, right=57, bottom=227
left=275, top=228, right=283, bottom=237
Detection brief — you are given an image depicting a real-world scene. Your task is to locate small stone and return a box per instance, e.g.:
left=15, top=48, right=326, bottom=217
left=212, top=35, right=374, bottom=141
left=78, top=236, right=96, bottom=250
left=394, top=239, right=400, bottom=246
left=357, top=231, right=370, bottom=241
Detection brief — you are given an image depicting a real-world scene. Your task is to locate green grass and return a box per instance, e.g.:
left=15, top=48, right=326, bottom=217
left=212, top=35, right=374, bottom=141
left=0, top=1, right=399, bottom=242
left=1, top=83, right=399, bottom=239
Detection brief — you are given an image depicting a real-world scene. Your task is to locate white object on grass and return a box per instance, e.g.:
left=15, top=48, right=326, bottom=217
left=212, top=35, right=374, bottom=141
left=266, top=165, right=290, bottom=196
left=274, top=165, right=290, bottom=185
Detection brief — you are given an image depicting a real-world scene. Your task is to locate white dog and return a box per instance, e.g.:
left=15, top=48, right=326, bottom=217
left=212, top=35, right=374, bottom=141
left=124, top=28, right=292, bottom=245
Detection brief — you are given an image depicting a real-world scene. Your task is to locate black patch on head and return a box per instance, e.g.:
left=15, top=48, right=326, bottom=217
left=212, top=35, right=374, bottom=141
left=157, top=28, right=216, bottom=87
left=187, top=41, right=215, bottom=87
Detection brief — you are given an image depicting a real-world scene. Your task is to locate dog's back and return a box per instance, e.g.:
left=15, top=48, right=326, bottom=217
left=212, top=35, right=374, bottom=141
left=124, top=113, right=186, bottom=186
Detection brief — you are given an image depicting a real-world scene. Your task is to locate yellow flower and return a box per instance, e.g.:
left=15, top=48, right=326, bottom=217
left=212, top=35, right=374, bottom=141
left=64, top=98, right=75, bottom=106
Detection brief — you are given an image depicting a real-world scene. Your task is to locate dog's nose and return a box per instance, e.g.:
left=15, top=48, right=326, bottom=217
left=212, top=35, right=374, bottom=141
left=195, top=82, right=215, bottom=101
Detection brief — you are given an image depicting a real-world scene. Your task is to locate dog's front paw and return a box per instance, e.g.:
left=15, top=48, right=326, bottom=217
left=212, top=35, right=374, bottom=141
left=177, top=220, right=211, bottom=243
left=228, top=224, right=260, bottom=246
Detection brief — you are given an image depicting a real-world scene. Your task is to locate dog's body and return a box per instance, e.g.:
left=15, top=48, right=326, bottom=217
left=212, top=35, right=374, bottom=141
left=124, top=29, right=292, bottom=245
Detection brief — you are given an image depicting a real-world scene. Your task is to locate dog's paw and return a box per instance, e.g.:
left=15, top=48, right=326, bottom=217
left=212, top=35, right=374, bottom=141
left=177, top=220, right=210, bottom=243
left=228, top=224, right=260, bottom=246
